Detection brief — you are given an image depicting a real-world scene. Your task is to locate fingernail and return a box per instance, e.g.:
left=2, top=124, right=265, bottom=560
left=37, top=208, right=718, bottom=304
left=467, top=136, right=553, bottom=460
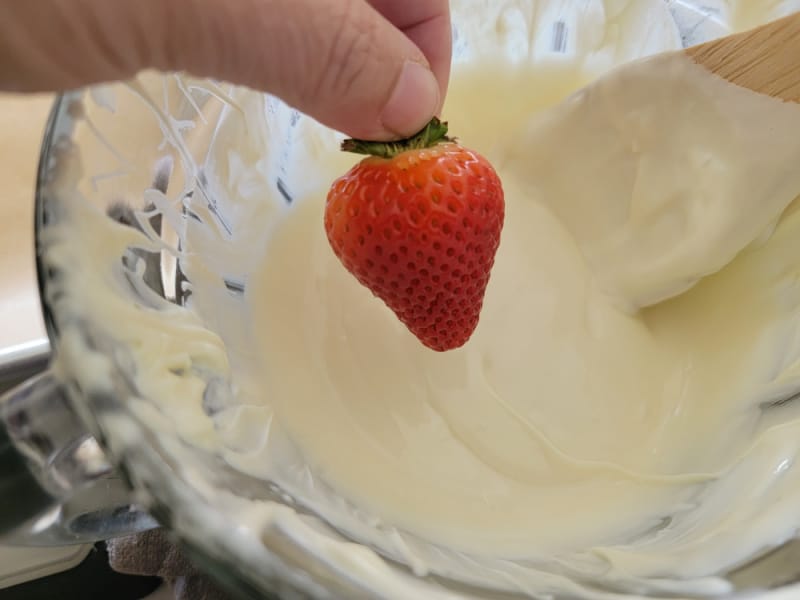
left=380, top=61, right=440, bottom=138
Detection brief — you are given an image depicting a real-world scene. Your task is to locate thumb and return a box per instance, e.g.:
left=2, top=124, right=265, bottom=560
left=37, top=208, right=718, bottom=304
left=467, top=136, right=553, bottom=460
left=0, top=0, right=445, bottom=140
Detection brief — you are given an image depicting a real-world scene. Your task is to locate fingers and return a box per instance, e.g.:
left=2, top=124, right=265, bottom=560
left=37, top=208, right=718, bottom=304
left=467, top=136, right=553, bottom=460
left=0, top=0, right=452, bottom=140
left=0, top=0, right=157, bottom=92
left=368, top=0, right=452, bottom=114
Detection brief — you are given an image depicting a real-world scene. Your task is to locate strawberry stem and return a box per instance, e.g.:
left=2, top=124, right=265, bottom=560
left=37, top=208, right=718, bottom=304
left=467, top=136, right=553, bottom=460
left=341, top=117, right=453, bottom=159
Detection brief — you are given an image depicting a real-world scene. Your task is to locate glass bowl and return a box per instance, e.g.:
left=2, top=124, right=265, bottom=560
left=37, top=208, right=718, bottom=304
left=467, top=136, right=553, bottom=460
left=30, top=1, right=800, bottom=598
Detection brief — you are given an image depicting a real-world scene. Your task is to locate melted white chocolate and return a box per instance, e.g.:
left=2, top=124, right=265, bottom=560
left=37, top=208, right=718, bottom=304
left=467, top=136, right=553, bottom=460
left=243, top=54, right=800, bottom=578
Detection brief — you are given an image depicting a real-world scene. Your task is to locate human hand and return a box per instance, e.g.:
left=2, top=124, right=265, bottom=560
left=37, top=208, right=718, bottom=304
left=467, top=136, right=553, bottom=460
left=0, top=0, right=451, bottom=140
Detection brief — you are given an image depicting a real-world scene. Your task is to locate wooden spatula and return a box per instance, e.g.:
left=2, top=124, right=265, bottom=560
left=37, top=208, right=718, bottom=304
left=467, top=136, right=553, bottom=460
left=685, top=12, right=800, bottom=103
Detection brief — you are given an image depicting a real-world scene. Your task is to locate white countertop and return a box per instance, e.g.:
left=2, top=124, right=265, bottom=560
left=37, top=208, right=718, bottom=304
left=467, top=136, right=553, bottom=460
left=0, top=93, right=51, bottom=355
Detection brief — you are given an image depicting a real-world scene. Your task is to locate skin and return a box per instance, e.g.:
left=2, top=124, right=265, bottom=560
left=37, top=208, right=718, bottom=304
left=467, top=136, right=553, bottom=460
left=0, top=0, right=451, bottom=140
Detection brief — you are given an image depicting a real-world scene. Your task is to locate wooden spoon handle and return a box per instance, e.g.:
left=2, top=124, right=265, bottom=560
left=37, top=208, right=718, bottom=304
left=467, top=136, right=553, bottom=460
left=685, top=12, right=800, bottom=103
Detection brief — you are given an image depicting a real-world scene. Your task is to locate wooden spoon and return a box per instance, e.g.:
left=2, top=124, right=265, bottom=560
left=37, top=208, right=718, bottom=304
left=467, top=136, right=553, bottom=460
left=685, top=12, right=800, bottom=103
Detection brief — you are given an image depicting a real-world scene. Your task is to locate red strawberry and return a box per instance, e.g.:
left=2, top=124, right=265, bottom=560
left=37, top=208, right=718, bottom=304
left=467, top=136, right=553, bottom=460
left=324, top=118, right=505, bottom=352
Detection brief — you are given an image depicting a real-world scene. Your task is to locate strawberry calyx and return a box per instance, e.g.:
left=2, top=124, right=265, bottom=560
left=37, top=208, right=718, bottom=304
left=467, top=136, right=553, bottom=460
left=341, top=117, right=453, bottom=159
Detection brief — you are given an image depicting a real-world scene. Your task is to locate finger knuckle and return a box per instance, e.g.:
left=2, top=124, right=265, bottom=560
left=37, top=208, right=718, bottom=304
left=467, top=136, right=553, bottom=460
left=315, top=0, right=381, bottom=99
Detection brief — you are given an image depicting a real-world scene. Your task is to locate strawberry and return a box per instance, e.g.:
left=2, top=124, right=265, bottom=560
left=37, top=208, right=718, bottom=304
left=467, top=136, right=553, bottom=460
left=324, top=118, right=505, bottom=352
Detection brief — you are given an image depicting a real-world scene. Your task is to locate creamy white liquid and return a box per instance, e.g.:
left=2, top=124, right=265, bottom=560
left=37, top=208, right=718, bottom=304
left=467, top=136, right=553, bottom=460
left=242, top=53, right=800, bottom=576
left=37, top=2, right=800, bottom=599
